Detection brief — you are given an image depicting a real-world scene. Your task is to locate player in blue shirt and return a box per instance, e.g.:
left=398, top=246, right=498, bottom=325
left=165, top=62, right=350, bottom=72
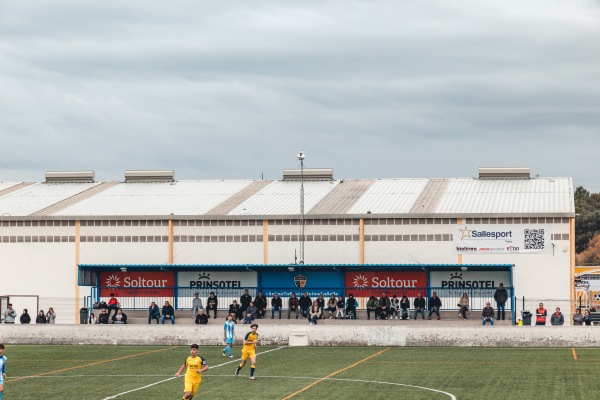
left=223, top=314, right=236, bottom=358
left=0, top=343, right=6, bottom=400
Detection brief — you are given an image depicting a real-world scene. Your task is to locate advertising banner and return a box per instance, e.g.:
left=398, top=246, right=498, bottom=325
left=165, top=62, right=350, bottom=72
left=100, top=271, right=175, bottom=297
left=177, top=271, right=258, bottom=289
left=429, top=271, right=511, bottom=308
left=453, top=225, right=551, bottom=254
left=260, top=271, right=343, bottom=297
left=344, top=271, right=427, bottom=297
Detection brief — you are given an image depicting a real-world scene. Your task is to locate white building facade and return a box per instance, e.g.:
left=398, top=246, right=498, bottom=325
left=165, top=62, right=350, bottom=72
left=0, top=168, right=575, bottom=324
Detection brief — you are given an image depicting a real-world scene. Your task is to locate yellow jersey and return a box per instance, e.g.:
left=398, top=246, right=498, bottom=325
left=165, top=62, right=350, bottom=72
left=184, top=355, right=207, bottom=383
left=243, top=331, right=259, bottom=350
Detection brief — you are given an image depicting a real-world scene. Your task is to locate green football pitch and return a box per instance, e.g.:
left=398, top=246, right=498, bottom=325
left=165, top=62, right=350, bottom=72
left=4, top=345, right=599, bottom=399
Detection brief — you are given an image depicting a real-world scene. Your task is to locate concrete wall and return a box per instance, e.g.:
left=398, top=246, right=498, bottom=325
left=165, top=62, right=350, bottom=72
left=2, top=325, right=599, bottom=347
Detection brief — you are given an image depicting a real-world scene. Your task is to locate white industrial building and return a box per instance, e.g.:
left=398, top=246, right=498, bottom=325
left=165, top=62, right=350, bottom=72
left=0, top=168, right=575, bottom=324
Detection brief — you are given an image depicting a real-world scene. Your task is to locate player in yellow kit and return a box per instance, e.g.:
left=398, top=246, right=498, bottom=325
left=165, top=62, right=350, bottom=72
left=235, top=323, right=259, bottom=380
left=175, top=344, right=209, bottom=399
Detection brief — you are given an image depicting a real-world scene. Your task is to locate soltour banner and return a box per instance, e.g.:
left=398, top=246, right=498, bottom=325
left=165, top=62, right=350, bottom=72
left=453, top=225, right=551, bottom=254
left=344, top=271, right=427, bottom=297
left=100, top=271, right=175, bottom=297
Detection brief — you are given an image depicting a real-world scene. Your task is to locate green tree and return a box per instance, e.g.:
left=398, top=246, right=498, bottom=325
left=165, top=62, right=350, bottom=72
left=575, top=186, right=600, bottom=253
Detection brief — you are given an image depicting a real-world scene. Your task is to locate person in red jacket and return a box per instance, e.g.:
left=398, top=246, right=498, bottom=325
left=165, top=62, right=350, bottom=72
left=107, top=293, right=119, bottom=318
left=535, top=303, right=547, bottom=326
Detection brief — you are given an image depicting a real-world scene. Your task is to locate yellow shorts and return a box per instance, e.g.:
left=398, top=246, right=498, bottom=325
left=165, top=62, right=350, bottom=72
left=241, top=347, right=256, bottom=361
left=184, top=380, right=201, bottom=395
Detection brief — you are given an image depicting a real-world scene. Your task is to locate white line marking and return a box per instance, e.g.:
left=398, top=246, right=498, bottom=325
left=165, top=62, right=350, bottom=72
left=201, top=375, right=457, bottom=399
left=100, top=347, right=285, bottom=400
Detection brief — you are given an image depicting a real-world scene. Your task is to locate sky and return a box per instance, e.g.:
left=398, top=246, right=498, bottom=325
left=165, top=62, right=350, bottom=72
left=1, top=0, right=599, bottom=190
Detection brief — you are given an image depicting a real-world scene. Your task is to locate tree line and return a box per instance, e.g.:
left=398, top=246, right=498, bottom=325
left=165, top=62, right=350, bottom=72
left=575, top=186, right=600, bottom=265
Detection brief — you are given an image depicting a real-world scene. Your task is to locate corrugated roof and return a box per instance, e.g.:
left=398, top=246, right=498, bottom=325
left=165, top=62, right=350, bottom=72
left=54, top=180, right=254, bottom=216
left=0, top=182, right=101, bottom=216
left=0, top=177, right=575, bottom=218
left=347, top=179, right=429, bottom=214
left=436, top=178, right=574, bottom=215
left=228, top=180, right=338, bottom=216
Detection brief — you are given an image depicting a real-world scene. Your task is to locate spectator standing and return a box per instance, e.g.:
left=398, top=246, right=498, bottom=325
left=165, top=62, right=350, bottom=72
left=494, top=283, right=508, bottom=320
left=366, top=296, right=379, bottom=320
left=379, top=292, right=391, bottom=319
left=413, top=293, right=426, bottom=320
left=583, top=310, right=592, bottom=326
left=271, top=294, right=283, bottom=319
left=335, top=295, right=345, bottom=319
left=482, top=302, right=495, bottom=326
left=206, top=292, right=218, bottom=319
left=191, top=293, right=203, bottom=319
left=535, top=303, right=547, bottom=326
left=573, top=308, right=583, bottom=325
left=240, top=289, right=252, bottom=315
left=457, top=293, right=469, bottom=319
left=148, top=301, right=161, bottom=324
left=244, top=301, right=257, bottom=324
left=195, top=309, right=209, bottom=324
left=162, top=301, right=175, bottom=324
left=20, top=309, right=31, bottom=324
left=400, top=295, right=411, bottom=320
left=3, top=304, right=16, bottom=324
left=346, top=294, right=358, bottom=319
left=254, top=292, right=267, bottom=319
left=550, top=307, right=564, bottom=326
left=298, top=293, right=312, bottom=319
left=389, top=295, right=400, bottom=320
left=326, top=295, right=337, bottom=319
left=111, top=308, right=127, bottom=324
left=98, top=309, right=109, bottom=324
left=288, top=293, right=299, bottom=319
left=107, top=293, right=119, bottom=318
left=46, top=307, right=56, bottom=324
left=309, top=300, right=321, bottom=325
left=36, top=310, right=47, bottom=324
left=229, top=300, right=242, bottom=322
left=428, top=292, right=442, bottom=320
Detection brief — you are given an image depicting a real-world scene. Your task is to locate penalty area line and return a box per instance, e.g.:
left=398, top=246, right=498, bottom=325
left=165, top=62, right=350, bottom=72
left=101, top=347, right=285, bottom=400
left=203, top=374, right=457, bottom=400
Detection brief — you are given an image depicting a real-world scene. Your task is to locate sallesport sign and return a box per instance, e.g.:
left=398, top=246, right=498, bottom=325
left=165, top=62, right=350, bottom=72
left=453, top=225, right=551, bottom=254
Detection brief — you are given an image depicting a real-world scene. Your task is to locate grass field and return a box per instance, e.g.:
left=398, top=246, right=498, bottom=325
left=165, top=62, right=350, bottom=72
left=4, top=344, right=599, bottom=399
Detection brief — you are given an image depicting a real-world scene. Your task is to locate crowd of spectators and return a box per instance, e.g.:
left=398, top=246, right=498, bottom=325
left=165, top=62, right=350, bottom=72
left=17, top=283, right=596, bottom=327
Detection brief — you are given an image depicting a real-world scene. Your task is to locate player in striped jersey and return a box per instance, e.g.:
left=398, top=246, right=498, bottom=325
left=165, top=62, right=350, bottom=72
left=223, top=314, right=236, bottom=358
left=175, top=344, right=208, bottom=400
left=0, top=344, right=6, bottom=400
left=235, top=323, right=259, bottom=380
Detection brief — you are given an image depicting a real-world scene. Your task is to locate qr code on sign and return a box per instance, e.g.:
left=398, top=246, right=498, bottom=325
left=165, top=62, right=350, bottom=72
left=524, top=228, right=545, bottom=250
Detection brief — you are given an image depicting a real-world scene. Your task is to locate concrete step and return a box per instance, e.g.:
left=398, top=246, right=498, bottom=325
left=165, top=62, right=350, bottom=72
left=109, top=311, right=513, bottom=326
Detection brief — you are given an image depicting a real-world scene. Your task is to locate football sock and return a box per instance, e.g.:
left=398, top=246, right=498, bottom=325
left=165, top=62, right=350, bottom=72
left=250, top=366, right=255, bottom=377
left=227, top=346, right=232, bottom=356
left=0, top=391, right=4, bottom=399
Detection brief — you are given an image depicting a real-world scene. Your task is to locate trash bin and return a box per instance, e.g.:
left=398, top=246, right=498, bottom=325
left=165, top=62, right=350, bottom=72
left=80, top=307, right=89, bottom=324
left=521, top=310, right=532, bottom=326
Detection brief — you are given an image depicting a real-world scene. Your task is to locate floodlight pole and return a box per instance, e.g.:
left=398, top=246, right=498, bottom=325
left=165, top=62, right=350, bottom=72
left=297, top=150, right=305, bottom=264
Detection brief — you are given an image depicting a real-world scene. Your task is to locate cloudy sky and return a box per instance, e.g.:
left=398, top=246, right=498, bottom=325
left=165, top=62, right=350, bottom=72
left=1, top=0, right=599, bottom=189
